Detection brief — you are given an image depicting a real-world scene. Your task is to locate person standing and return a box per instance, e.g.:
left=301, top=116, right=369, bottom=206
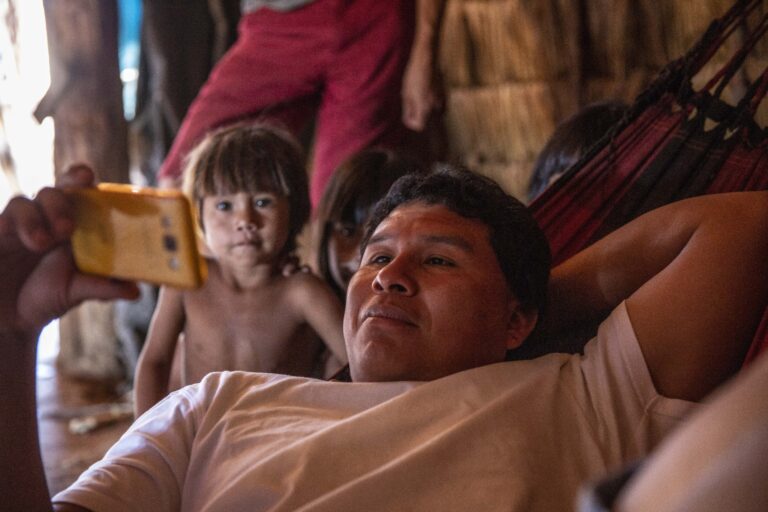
left=157, top=0, right=447, bottom=207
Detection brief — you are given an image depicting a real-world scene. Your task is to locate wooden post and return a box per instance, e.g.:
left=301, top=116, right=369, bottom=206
left=36, top=0, right=129, bottom=379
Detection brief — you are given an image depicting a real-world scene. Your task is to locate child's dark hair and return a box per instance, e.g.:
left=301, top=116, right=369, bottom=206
left=315, top=148, right=423, bottom=299
left=363, top=165, right=551, bottom=318
left=184, top=121, right=310, bottom=255
left=528, top=100, right=628, bottom=201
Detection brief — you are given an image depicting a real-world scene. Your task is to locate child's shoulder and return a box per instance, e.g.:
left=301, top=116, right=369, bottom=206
left=282, top=270, right=326, bottom=290
left=281, top=271, right=338, bottom=302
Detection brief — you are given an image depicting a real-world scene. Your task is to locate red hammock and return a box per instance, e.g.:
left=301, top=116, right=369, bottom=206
left=528, top=0, right=768, bottom=364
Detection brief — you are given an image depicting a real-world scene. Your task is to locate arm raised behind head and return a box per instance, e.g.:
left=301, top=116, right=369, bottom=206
left=0, top=165, right=138, bottom=512
left=548, top=191, right=768, bottom=401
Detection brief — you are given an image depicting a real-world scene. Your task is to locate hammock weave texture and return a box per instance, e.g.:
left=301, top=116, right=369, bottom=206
left=529, top=0, right=768, bottom=364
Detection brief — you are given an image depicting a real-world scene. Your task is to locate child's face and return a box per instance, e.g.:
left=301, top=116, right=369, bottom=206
left=327, top=220, right=364, bottom=292
left=201, top=190, right=290, bottom=267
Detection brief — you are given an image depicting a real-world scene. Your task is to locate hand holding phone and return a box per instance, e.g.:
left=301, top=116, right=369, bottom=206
left=68, top=183, right=207, bottom=288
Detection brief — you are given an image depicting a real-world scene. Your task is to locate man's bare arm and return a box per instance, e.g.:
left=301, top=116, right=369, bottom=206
left=0, top=166, right=137, bottom=511
left=548, top=191, right=768, bottom=400
left=0, top=329, right=92, bottom=512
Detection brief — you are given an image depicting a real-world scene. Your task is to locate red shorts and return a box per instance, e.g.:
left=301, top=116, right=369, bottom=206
left=158, top=0, right=415, bottom=207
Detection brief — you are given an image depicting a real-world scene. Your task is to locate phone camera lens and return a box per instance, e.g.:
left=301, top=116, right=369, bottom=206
left=163, top=234, right=178, bottom=252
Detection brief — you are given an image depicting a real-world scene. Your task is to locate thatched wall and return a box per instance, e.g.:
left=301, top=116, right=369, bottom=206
left=438, top=0, right=757, bottom=201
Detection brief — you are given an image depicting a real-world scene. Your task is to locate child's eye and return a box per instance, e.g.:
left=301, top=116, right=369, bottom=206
left=215, top=201, right=232, bottom=211
left=333, top=223, right=358, bottom=239
left=253, top=197, right=272, bottom=208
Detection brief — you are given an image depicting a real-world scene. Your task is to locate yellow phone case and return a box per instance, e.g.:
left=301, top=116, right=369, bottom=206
left=69, top=183, right=207, bottom=288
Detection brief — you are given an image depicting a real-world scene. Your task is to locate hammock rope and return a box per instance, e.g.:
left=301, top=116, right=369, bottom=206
left=528, top=0, right=768, bottom=362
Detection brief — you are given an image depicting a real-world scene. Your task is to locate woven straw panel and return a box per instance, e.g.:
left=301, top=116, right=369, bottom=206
left=743, top=2, right=768, bottom=123
left=467, top=159, right=534, bottom=201
left=648, top=0, right=733, bottom=65
left=445, top=81, right=577, bottom=165
left=584, top=0, right=642, bottom=77
left=438, top=0, right=753, bottom=196
left=583, top=0, right=733, bottom=77
left=745, top=57, right=768, bottom=128
left=439, top=0, right=579, bottom=87
left=583, top=71, right=658, bottom=106
left=748, top=2, right=768, bottom=59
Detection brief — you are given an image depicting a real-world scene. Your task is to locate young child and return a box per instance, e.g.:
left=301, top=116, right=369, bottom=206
left=314, top=148, right=424, bottom=300
left=134, top=122, right=347, bottom=416
left=528, top=100, right=628, bottom=202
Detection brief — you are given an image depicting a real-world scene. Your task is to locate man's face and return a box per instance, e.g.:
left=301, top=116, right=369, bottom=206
left=344, top=202, right=528, bottom=382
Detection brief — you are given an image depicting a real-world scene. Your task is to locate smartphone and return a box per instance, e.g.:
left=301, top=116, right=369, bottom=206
left=68, top=183, right=207, bottom=288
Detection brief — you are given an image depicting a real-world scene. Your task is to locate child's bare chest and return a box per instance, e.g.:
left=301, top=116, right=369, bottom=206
left=180, top=281, right=321, bottom=381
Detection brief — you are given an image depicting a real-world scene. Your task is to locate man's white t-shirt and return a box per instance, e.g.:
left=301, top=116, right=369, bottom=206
left=54, top=302, right=695, bottom=511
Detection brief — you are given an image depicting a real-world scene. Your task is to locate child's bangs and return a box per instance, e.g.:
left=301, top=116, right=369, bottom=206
left=198, top=140, right=292, bottom=198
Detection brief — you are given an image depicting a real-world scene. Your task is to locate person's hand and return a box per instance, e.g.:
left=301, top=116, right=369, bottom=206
left=0, top=164, right=139, bottom=335
left=401, top=41, right=443, bottom=132
left=280, top=252, right=312, bottom=277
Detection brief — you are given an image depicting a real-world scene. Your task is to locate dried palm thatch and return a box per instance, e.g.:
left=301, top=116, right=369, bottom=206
left=583, top=71, right=657, bottom=106
left=740, top=2, right=768, bottom=103
left=438, top=0, right=580, bottom=87
left=747, top=2, right=768, bottom=59
left=640, top=0, right=734, bottom=68
left=584, top=0, right=733, bottom=77
left=744, top=57, right=768, bottom=128
left=466, top=158, right=534, bottom=202
left=682, top=2, right=768, bottom=117
left=584, top=0, right=642, bottom=77
left=445, top=81, right=578, bottom=166
left=745, top=54, right=768, bottom=83
left=755, top=99, right=768, bottom=129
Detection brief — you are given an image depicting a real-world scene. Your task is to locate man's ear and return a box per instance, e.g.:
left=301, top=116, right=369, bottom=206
left=505, top=304, right=539, bottom=350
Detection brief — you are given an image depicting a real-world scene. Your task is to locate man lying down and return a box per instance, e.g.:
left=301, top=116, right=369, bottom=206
left=1, top=165, right=766, bottom=512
